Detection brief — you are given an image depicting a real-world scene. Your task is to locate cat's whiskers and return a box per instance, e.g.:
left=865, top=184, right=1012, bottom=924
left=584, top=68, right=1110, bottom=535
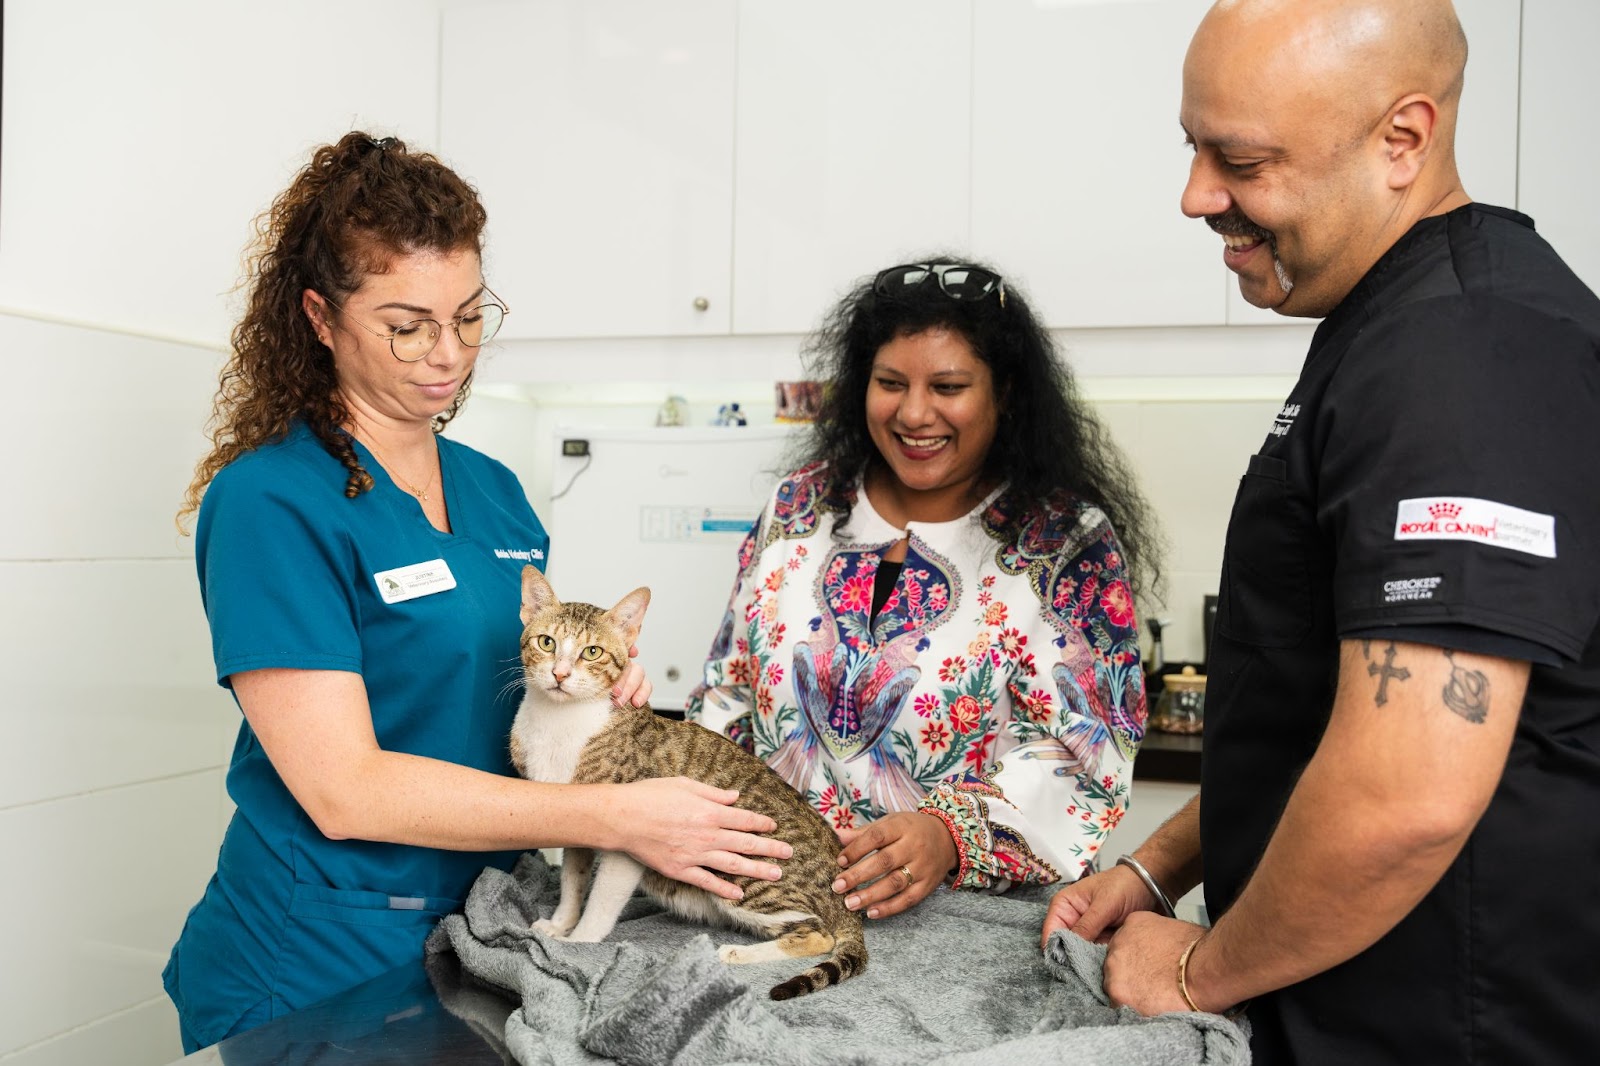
left=495, top=676, right=530, bottom=704
left=493, top=658, right=532, bottom=704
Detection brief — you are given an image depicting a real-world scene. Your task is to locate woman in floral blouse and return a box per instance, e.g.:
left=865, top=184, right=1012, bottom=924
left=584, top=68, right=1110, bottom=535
left=688, top=259, right=1161, bottom=920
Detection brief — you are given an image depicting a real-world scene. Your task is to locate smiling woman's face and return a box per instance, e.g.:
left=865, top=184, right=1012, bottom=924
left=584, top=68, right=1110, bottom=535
left=864, top=327, right=999, bottom=523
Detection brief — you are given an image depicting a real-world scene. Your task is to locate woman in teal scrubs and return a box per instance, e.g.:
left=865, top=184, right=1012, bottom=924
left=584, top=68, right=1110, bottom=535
left=164, top=132, right=791, bottom=1052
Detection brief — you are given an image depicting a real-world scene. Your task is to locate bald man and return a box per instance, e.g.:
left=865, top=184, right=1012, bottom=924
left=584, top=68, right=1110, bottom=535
left=1042, top=1, right=1600, bottom=1062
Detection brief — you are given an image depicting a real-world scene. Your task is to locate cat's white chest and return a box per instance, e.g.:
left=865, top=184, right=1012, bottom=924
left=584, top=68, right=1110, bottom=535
left=511, top=695, right=613, bottom=783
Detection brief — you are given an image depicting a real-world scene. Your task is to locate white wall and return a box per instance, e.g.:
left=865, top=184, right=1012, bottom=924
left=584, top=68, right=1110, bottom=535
left=2, top=2, right=1594, bottom=1062
left=0, top=2, right=448, bottom=1061
left=0, top=313, right=228, bottom=1064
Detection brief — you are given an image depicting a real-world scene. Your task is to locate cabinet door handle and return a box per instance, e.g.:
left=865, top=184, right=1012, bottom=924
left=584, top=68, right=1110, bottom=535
left=693, top=296, right=710, bottom=311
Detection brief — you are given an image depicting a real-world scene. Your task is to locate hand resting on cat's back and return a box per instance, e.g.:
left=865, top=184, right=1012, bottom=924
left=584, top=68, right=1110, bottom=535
left=507, top=565, right=867, bottom=1000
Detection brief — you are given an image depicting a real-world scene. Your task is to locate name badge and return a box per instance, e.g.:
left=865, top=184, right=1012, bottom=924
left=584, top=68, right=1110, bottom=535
left=373, top=559, right=457, bottom=604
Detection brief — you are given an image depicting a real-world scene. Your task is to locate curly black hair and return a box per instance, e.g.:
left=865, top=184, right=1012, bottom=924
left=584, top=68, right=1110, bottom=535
left=791, top=257, right=1164, bottom=600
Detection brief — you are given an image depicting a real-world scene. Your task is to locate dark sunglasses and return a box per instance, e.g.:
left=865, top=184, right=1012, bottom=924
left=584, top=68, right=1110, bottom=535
left=873, top=263, right=1006, bottom=308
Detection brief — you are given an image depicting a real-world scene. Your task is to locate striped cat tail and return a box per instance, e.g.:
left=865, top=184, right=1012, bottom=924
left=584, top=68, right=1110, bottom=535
left=767, top=923, right=868, bottom=1001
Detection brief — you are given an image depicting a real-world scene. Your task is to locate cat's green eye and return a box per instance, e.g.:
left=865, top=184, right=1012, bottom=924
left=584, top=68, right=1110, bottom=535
left=536, top=634, right=556, bottom=652
left=581, top=645, right=604, bottom=661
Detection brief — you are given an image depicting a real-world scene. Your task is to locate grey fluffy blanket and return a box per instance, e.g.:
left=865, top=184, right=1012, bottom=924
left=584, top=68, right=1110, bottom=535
left=425, top=852, right=1249, bottom=1065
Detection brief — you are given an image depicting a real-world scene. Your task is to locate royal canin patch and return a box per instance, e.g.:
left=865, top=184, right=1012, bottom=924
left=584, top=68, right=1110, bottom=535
left=1393, top=497, right=1556, bottom=559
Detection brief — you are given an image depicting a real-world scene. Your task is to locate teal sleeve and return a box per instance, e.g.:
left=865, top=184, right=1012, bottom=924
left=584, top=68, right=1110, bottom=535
left=196, top=461, right=364, bottom=686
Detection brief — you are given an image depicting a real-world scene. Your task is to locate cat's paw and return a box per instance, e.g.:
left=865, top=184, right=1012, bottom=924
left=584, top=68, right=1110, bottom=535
left=717, top=943, right=752, bottom=964
left=532, top=917, right=575, bottom=938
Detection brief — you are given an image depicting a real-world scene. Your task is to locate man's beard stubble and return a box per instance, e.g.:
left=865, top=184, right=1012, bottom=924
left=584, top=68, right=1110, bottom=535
left=1206, top=209, right=1295, bottom=296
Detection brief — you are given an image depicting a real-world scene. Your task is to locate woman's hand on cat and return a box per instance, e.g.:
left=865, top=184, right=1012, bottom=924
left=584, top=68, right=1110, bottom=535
left=831, top=811, right=956, bottom=919
left=609, top=647, right=652, bottom=708
left=610, top=777, right=792, bottom=900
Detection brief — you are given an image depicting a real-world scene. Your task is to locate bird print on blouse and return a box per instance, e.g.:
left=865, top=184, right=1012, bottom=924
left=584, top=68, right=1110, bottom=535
left=985, top=496, right=1144, bottom=768
left=691, top=462, right=1145, bottom=886
left=769, top=540, right=960, bottom=814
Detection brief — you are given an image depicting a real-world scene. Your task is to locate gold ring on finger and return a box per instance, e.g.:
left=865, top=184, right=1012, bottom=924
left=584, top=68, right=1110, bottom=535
left=899, top=864, right=915, bottom=889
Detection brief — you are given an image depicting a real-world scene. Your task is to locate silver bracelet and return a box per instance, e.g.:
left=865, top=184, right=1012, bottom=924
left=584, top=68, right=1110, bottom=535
left=1116, top=855, right=1176, bottom=918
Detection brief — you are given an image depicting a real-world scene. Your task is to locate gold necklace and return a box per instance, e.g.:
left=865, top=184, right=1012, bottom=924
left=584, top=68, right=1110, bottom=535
left=359, top=434, right=439, bottom=502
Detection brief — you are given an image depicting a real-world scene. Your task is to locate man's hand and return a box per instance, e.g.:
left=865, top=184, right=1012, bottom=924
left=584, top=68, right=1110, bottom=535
left=1041, top=863, right=1162, bottom=947
left=1103, top=912, right=1208, bottom=1015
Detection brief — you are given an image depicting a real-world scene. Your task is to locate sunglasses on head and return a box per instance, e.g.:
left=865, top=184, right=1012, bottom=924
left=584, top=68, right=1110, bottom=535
left=872, top=263, right=1006, bottom=308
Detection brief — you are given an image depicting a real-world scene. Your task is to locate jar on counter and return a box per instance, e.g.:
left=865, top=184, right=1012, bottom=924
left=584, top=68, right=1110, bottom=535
left=1151, top=665, right=1206, bottom=734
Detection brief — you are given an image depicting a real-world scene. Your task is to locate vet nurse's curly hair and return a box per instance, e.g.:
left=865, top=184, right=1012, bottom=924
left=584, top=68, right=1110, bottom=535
left=177, top=131, right=487, bottom=529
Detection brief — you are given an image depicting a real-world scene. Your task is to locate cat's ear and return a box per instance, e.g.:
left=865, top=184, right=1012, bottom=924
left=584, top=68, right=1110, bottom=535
left=520, top=565, right=558, bottom=625
left=607, top=587, right=651, bottom=644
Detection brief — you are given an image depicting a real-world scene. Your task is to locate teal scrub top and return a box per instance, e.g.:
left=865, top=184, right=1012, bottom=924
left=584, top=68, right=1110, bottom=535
left=164, top=421, right=549, bottom=1048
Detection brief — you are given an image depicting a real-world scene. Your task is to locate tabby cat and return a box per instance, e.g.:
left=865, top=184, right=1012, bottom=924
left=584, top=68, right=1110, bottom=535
left=507, top=565, right=867, bottom=1000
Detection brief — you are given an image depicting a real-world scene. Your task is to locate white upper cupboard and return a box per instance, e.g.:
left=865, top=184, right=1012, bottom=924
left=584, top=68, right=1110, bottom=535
left=731, top=0, right=973, bottom=335
left=0, top=1, right=1554, bottom=349
left=441, top=1, right=738, bottom=339
left=452, top=0, right=972, bottom=339
left=456, top=1, right=1527, bottom=340
left=971, top=0, right=1225, bottom=329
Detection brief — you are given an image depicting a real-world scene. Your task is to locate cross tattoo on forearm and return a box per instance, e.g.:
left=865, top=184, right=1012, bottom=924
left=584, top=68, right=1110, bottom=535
left=1367, top=642, right=1410, bottom=706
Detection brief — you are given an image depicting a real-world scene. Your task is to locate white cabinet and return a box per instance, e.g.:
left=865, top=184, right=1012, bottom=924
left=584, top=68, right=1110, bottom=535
left=1519, top=0, right=1600, bottom=293
left=1225, top=0, right=1525, bottom=325
left=0, top=0, right=442, bottom=347
left=441, top=1, right=738, bottom=339
left=731, top=0, right=973, bottom=335
left=971, top=0, right=1225, bottom=329
left=434, top=0, right=1545, bottom=346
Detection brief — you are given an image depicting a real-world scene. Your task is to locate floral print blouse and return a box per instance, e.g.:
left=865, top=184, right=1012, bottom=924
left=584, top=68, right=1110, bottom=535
left=687, top=463, right=1147, bottom=890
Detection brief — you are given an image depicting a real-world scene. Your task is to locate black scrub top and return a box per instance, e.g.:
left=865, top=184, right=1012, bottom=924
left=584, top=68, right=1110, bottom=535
left=1201, top=204, right=1600, bottom=1065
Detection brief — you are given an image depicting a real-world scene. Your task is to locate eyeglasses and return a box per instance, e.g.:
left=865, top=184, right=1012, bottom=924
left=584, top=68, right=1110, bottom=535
left=873, top=263, right=1006, bottom=309
left=322, top=285, right=510, bottom=362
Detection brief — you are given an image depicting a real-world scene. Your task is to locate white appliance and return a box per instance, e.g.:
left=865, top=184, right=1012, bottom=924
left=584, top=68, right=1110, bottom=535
left=546, top=424, right=806, bottom=710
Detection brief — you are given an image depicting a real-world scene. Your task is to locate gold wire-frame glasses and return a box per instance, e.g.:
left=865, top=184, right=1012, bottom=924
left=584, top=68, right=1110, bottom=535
left=322, top=285, right=510, bottom=362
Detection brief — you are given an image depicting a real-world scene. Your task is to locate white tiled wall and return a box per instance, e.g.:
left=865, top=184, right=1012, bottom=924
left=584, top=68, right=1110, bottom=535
left=0, top=774, right=223, bottom=1056
left=0, top=314, right=227, bottom=1065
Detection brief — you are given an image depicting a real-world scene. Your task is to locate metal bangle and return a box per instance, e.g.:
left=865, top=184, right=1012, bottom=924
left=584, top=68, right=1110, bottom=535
left=1177, top=933, right=1205, bottom=1012
left=1177, top=933, right=1250, bottom=1019
left=1115, top=854, right=1176, bottom=918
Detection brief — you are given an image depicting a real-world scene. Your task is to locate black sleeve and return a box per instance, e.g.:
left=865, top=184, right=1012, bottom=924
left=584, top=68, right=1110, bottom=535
left=1316, top=294, right=1600, bottom=663
left=1344, top=624, right=1563, bottom=667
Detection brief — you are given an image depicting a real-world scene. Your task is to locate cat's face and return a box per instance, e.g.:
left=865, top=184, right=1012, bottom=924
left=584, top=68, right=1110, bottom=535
left=519, top=566, right=650, bottom=704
